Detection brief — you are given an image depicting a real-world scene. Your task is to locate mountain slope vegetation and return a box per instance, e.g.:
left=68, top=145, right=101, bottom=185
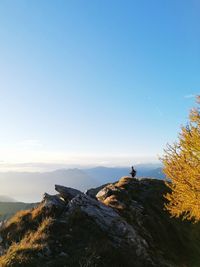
left=0, top=176, right=199, bottom=267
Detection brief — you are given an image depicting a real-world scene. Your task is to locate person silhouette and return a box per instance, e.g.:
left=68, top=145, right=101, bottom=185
left=130, top=166, right=136, bottom=178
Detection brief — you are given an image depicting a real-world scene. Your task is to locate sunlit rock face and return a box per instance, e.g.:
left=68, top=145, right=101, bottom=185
left=0, top=177, right=200, bottom=267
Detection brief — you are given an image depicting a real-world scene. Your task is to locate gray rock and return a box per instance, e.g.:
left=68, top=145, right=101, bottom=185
left=55, top=185, right=83, bottom=201
left=43, top=193, right=65, bottom=208
left=96, top=184, right=122, bottom=201
left=67, top=193, right=149, bottom=257
left=85, top=183, right=109, bottom=199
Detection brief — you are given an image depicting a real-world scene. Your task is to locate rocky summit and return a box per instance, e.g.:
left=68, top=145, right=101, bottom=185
left=0, top=177, right=200, bottom=267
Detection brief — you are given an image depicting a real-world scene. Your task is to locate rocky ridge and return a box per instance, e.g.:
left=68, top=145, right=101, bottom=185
left=0, top=177, right=200, bottom=266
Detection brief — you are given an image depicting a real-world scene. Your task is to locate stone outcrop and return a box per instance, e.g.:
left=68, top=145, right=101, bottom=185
left=0, top=177, right=200, bottom=267
left=43, top=193, right=65, bottom=208
left=68, top=194, right=148, bottom=252
left=55, top=184, right=83, bottom=201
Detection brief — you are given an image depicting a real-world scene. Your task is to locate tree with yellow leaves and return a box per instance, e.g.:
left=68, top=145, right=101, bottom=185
left=162, top=96, right=200, bottom=222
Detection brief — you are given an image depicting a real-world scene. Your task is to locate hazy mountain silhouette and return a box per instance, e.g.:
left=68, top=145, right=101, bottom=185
left=0, top=169, right=96, bottom=202
left=0, top=164, right=164, bottom=202
left=0, top=196, right=16, bottom=202
left=85, top=163, right=165, bottom=183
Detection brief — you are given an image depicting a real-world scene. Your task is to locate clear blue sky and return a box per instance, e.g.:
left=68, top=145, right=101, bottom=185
left=0, top=0, right=199, bottom=168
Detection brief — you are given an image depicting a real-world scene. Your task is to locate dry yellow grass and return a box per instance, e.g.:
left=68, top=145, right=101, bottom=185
left=115, top=176, right=133, bottom=188
left=0, top=217, right=53, bottom=266
left=103, top=195, right=126, bottom=210
left=4, top=209, right=31, bottom=228
left=31, top=203, right=45, bottom=220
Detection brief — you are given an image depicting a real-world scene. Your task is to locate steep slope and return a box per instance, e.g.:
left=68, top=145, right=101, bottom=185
left=0, top=177, right=199, bottom=267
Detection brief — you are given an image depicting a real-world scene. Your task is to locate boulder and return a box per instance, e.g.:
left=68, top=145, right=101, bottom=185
left=67, top=193, right=149, bottom=256
left=85, top=183, right=109, bottom=199
left=55, top=185, right=83, bottom=201
left=43, top=193, right=65, bottom=208
left=96, top=184, right=123, bottom=201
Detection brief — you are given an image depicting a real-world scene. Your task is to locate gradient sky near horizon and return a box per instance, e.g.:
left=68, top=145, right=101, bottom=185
left=0, top=0, right=199, bottom=168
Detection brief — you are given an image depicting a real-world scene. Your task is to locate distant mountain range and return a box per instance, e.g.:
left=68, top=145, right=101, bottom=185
left=0, top=169, right=95, bottom=203
left=0, top=195, right=16, bottom=202
left=84, top=164, right=165, bottom=184
left=0, top=164, right=165, bottom=202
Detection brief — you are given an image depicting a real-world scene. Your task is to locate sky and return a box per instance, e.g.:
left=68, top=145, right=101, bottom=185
left=0, top=0, right=199, bottom=170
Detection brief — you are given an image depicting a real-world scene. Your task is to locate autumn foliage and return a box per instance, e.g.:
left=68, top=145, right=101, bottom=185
left=162, top=96, right=200, bottom=222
